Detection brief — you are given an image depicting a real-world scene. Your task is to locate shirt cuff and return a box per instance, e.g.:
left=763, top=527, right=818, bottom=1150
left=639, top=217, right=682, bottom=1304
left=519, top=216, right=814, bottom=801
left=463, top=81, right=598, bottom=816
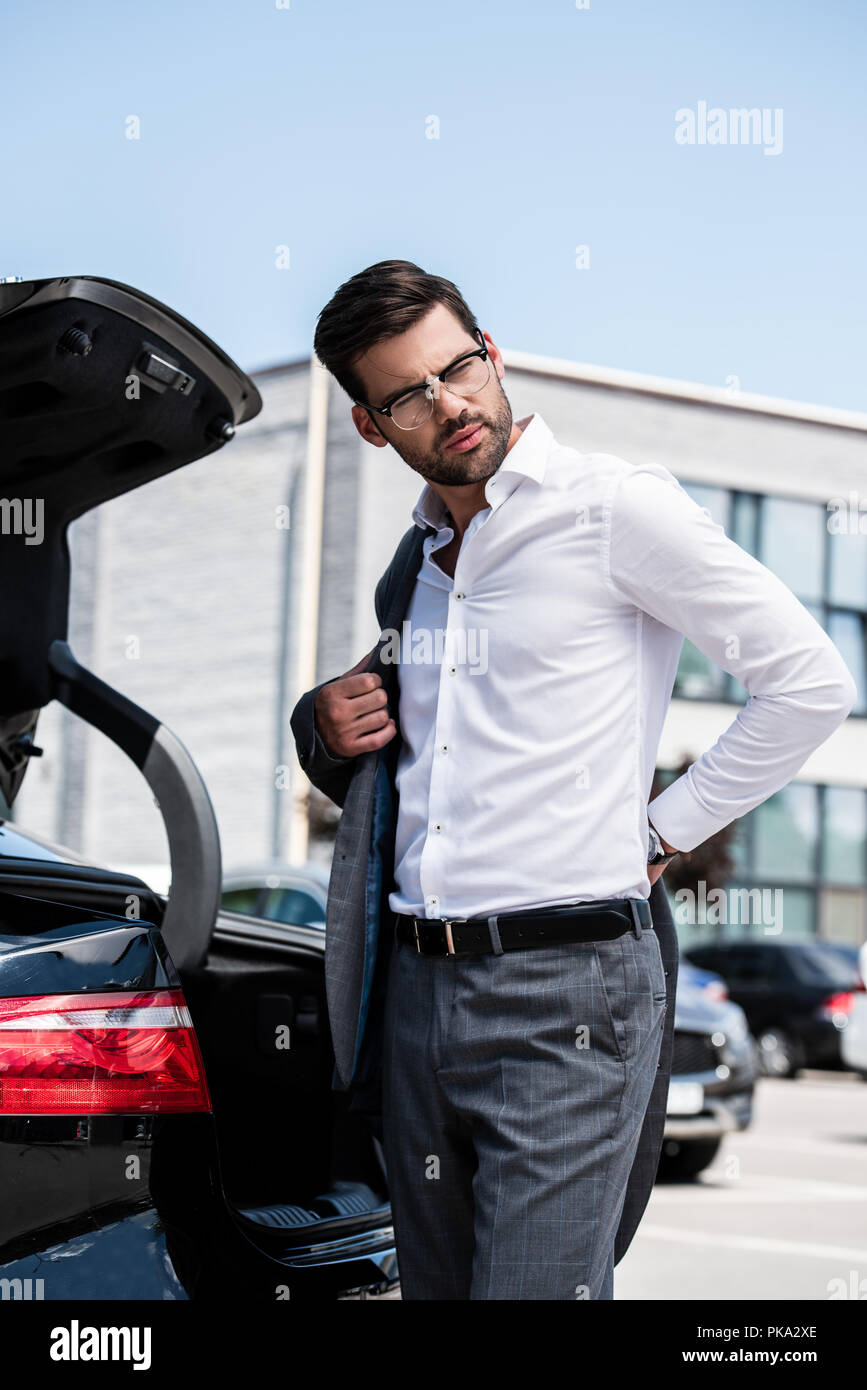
left=647, top=775, right=728, bottom=854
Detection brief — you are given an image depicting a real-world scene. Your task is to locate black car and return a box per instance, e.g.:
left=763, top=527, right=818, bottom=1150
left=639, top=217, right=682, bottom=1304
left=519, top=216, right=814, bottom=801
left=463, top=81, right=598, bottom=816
left=685, top=937, right=865, bottom=1078
left=0, top=276, right=397, bottom=1300
left=658, top=960, right=758, bottom=1179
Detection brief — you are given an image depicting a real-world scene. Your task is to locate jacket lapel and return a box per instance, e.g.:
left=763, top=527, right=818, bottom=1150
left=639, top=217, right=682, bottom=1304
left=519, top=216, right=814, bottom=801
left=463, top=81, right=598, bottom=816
left=367, top=523, right=432, bottom=686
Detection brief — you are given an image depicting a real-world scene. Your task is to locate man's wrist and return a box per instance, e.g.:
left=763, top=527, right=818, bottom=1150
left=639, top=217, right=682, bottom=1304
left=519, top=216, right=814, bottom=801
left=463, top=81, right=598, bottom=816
left=647, top=822, right=680, bottom=865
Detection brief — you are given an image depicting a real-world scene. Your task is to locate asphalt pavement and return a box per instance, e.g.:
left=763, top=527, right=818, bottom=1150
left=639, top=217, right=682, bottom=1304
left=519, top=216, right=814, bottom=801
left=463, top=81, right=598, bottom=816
left=368, top=1070, right=867, bottom=1301
left=616, top=1071, right=867, bottom=1301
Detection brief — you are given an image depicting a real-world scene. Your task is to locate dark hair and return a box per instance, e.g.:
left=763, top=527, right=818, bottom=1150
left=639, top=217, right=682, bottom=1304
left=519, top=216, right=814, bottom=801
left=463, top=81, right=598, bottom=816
left=313, top=259, right=479, bottom=404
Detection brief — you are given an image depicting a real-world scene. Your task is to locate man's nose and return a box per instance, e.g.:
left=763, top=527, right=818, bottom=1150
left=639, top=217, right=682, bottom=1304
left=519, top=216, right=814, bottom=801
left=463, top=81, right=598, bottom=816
left=428, top=378, right=472, bottom=420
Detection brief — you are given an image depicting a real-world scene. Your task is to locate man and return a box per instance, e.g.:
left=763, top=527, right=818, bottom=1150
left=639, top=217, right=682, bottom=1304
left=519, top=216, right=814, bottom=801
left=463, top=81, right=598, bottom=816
left=291, top=259, right=856, bottom=1300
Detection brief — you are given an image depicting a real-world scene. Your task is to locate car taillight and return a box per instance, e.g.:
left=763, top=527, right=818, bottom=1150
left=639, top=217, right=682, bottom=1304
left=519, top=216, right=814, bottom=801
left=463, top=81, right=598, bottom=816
left=0, top=989, right=211, bottom=1115
left=703, top=981, right=729, bottom=1003
left=817, top=991, right=856, bottom=1026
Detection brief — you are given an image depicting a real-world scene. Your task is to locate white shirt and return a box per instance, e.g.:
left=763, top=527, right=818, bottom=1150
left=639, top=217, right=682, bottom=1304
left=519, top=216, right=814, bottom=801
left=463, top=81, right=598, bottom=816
left=387, top=412, right=857, bottom=919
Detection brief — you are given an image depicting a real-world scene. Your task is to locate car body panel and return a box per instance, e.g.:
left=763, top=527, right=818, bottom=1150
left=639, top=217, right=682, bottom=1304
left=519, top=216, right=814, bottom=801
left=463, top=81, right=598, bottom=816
left=665, top=960, right=758, bottom=1143
left=0, top=833, right=397, bottom=1301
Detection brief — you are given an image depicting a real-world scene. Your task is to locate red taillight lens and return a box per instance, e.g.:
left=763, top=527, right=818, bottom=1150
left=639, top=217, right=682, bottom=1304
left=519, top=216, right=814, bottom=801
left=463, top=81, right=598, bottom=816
left=0, top=989, right=212, bottom=1115
left=817, top=991, right=856, bottom=1023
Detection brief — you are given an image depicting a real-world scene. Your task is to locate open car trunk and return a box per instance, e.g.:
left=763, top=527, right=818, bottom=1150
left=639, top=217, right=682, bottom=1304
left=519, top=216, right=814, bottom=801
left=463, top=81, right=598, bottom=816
left=178, top=911, right=390, bottom=1247
left=0, top=272, right=263, bottom=968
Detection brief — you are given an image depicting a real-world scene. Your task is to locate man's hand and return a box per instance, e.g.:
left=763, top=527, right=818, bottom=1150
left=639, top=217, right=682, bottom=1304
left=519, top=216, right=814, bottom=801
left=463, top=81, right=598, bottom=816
left=313, top=649, right=397, bottom=759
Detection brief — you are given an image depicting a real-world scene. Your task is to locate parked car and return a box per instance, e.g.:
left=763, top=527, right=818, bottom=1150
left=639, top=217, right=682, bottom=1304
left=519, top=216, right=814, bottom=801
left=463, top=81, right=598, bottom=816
left=221, top=863, right=329, bottom=928
left=0, top=276, right=397, bottom=1301
left=685, top=937, right=865, bottom=1078
left=679, top=960, right=730, bottom=1004
left=659, top=960, right=758, bottom=1179
left=841, top=941, right=867, bottom=1080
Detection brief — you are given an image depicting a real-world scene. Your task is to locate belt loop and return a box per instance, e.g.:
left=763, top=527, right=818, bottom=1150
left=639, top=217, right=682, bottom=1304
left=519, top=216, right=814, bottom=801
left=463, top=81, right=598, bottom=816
left=487, top=915, right=505, bottom=956
left=629, top=899, right=643, bottom=939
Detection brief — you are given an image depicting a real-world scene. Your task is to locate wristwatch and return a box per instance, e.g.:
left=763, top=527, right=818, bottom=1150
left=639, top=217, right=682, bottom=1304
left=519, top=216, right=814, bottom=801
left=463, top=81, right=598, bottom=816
left=647, top=824, right=680, bottom=867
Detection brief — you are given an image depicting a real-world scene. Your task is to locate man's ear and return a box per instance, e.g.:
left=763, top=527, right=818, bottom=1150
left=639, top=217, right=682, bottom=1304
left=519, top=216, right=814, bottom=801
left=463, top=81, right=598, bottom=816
left=351, top=403, right=389, bottom=448
left=483, top=331, right=506, bottom=382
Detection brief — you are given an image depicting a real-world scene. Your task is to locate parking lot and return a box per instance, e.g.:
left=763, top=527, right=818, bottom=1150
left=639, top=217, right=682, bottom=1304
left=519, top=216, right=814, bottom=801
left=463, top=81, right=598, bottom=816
left=616, top=1072, right=867, bottom=1301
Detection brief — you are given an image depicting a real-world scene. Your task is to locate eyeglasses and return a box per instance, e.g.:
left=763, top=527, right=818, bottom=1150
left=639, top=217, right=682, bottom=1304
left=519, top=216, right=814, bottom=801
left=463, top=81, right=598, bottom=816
left=355, top=328, right=491, bottom=431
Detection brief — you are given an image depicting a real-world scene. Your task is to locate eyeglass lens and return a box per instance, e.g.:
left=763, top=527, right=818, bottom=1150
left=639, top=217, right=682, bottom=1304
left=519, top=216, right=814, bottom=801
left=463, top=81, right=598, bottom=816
left=390, top=353, right=490, bottom=429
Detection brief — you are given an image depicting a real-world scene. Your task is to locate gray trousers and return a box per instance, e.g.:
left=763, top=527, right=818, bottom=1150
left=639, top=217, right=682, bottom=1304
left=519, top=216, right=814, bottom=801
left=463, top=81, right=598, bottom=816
left=381, top=914, right=668, bottom=1300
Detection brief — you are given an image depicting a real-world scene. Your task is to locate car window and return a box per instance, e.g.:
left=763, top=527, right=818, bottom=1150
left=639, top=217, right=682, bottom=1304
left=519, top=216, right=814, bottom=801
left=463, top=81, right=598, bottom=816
left=734, top=946, right=798, bottom=984
left=785, top=943, right=860, bottom=989
left=263, top=888, right=325, bottom=926
left=220, top=887, right=264, bottom=915
left=685, top=948, right=717, bottom=971
left=701, top=948, right=753, bottom=984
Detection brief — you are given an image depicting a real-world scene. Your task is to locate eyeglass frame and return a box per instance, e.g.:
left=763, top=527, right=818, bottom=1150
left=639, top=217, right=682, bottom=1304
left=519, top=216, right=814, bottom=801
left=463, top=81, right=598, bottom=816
left=353, top=327, right=491, bottom=430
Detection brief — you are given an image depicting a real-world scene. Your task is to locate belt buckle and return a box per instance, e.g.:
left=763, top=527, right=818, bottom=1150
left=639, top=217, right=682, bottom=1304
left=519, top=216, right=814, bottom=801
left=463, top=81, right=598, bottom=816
left=414, top=917, right=465, bottom=955
left=630, top=898, right=652, bottom=938
left=443, top=920, right=462, bottom=955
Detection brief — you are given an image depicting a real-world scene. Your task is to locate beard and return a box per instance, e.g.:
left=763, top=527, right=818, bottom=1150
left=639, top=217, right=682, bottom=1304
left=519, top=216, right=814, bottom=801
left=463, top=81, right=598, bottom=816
left=385, top=385, right=514, bottom=487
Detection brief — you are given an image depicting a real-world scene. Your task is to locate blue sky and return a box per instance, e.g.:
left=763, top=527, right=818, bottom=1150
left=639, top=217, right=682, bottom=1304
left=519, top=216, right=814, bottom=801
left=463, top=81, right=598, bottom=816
left=5, top=0, right=865, bottom=410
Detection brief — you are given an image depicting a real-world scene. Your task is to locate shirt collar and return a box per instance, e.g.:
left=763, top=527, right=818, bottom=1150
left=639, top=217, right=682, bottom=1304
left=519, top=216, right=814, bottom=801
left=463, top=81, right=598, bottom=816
left=411, top=412, right=554, bottom=532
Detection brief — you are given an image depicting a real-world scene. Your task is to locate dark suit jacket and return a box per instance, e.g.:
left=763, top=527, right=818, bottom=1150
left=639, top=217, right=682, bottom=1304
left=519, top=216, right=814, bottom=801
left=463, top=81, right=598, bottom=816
left=291, top=520, right=680, bottom=1266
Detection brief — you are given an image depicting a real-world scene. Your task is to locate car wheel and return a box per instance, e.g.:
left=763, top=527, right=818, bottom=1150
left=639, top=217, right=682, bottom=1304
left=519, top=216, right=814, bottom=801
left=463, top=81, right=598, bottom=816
left=756, top=1027, right=801, bottom=1078
left=657, top=1138, right=722, bottom=1181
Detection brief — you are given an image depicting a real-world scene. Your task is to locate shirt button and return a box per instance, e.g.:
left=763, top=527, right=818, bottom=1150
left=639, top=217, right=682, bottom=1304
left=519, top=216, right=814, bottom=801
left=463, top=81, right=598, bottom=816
left=440, top=744, right=448, bottom=753
left=433, top=823, right=442, bottom=832
left=448, top=666, right=457, bottom=675
left=455, top=591, right=465, bottom=600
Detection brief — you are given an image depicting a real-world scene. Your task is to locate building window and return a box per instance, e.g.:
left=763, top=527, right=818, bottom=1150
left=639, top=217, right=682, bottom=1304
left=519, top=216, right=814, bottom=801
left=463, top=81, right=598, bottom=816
left=759, top=497, right=825, bottom=604
left=731, top=492, right=759, bottom=556
left=827, top=612, right=867, bottom=715
left=753, top=783, right=820, bottom=885
left=822, top=786, right=866, bottom=886
left=819, top=889, right=866, bottom=945
left=829, top=526, right=867, bottom=611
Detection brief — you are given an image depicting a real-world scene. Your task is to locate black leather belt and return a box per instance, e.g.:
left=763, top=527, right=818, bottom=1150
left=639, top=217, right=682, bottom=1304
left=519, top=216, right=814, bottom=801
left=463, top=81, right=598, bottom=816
left=394, top=897, right=653, bottom=957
